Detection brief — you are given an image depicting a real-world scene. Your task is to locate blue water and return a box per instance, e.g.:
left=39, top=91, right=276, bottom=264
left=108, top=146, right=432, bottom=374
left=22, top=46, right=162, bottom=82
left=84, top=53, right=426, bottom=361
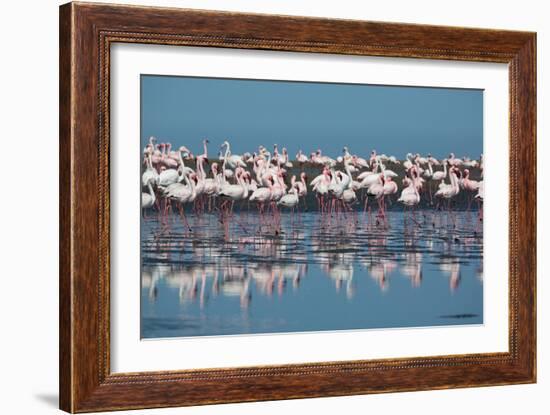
left=141, top=210, right=483, bottom=338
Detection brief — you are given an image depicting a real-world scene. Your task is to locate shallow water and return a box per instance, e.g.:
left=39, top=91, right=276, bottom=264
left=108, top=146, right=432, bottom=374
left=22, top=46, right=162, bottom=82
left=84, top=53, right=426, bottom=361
left=141, top=209, right=483, bottom=338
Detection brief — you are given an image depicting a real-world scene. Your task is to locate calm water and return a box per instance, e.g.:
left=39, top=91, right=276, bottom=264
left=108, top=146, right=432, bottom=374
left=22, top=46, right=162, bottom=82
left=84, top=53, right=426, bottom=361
left=141, top=209, right=483, bottom=338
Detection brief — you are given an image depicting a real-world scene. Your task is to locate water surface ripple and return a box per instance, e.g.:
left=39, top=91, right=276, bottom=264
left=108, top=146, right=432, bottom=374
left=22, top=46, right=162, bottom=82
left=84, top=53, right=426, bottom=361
left=141, top=210, right=483, bottom=338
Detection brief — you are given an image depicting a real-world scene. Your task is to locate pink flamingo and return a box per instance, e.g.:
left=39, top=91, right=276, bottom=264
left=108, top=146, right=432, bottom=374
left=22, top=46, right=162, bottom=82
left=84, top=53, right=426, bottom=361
left=382, top=176, right=398, bottom=209
left=311, top=167, right=331, bottom=213
left=461, top=168, right=481, bottom=211
left=163, top=172, right=197, bottom=231
left=365, top=174, right=386, bottom=223
left=218, top=167, right=249, bottom=214
left=165, top=143, right=181, bottom=166
left=278, top=187, right=300, bottom=225
left=295, top=150, right=308, bottom=167
left=293, top=172, right=308, bottom=210
left=435, top=166, right=460, bottom=225
left=397, top=175, right=420, bottom=224
left=250, top=176, right=274, bottom=223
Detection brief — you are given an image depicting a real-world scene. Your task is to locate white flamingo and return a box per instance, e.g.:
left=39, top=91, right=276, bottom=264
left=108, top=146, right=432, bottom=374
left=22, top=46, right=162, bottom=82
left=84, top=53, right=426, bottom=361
left=435, top=166, right=460, bottom=200
left=277, top=187, right=299, bottom=209
left=397, top=176, right=421, bottom=211
left=141, top=179, right=156, bottom=210
left=295, top=150, right=308, bottom=166
left=221, top=140, right=247, bottom=170
left=142, top=152, right=159, bottom=187
left=219, top=167, right=249, bottom=202
left=293, top=172, right=308, bottom=198
left=158, top=147, right=193, bottom=188
left=431, top=159, right=448, bottom=183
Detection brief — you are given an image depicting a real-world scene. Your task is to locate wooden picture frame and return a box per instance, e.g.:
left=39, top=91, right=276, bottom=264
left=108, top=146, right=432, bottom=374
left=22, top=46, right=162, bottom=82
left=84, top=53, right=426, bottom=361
left=59, top=2, right=536, bottom=412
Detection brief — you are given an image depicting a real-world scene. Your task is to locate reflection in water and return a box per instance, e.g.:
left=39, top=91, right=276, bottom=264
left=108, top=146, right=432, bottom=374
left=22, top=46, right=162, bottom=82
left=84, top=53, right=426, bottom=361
left=141, top=210, right=483, bottom=338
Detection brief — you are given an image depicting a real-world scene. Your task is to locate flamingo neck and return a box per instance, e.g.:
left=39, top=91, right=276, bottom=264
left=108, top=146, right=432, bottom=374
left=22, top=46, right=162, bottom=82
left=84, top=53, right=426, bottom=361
left=197, top=157, right=206, bottom=180
left=147, top=182, right=155, bottom=203
left=188, top=176, right=196, bottom=194
left=451, top=172, right=459, bottom=191
left=222, top=144, right=230, bottom=181
left=342, top=164, right=352, bottom=189
left=178, top=151, right=186, bottom=182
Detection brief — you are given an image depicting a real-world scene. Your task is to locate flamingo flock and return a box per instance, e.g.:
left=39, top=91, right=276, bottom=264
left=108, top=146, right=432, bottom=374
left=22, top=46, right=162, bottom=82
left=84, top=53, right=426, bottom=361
left=142, top=136, right=484, bottom=232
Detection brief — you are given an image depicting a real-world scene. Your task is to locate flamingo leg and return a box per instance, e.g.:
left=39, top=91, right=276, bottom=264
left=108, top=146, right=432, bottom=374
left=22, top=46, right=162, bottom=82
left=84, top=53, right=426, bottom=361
left=178, top=203, right=192, bottom=232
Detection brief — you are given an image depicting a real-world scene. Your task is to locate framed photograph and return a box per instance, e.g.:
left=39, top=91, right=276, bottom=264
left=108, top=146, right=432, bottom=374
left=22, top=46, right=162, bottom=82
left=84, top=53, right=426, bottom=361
left=59, top=2, right=536, bottom=412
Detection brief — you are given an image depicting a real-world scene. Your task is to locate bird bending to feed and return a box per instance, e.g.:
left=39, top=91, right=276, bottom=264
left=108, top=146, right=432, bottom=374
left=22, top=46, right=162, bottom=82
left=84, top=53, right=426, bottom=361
left=277, top=187, right=299, bottom=209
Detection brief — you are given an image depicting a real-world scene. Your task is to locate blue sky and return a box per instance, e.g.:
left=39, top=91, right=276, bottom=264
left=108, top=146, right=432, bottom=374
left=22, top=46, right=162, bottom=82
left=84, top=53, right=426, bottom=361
left=141, top=75, right=483, bottom=160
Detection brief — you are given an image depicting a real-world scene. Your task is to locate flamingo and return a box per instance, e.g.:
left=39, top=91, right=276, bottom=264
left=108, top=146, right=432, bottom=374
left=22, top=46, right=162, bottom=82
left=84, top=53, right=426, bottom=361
left=311, top=167, right=331, bottom=211
left=359, top=172, right=382, bottom=189
left=352, top=154, right=369, bottom=170
left=162, top=172, right=198, bottom=230
left=199, top=138, right=209, bottom=159
left=341, top=187, right=357, bottom=206
left=461, top=169, right=480, bottom=192
left=218, top=167, right=249, bottom=210
left=356, top=170, right=375, bottom=181
left=431, top=159, right=448, bottom=182
left=249, top=176, right=273, bottom=217
left=163, top=143, right=180, bottom=168
left=369, top=150, right=378, bottom=168
left=158, top=147, right=193, bottom=188
left=435, top=166, right=460, bottom=200
left=293, top=172, right=308, bottom=198
left=365, top=174, right=386, bottom=221
left=462, top=157, right=479, bottom=168
left=383, top=176, right=398, bottom=199
left=434, top=166, right=461, bottom=223
left=142, top=152, right=159, bottom=187
left=221, top=140, right=247, bottom=170
left=277, top=187, right=299, bottom=210
left=141, top=179, right=156, bottom=210
left=164, top=172, right=196, bottom=204
left=388, top=155, right=400, bottom=164
left=338, top=160, right=357, bottom=208
left=447, top=152, right=463, bottom=167
left=269, top=170, right=286, bottom=202
left=295, top=150, right=308, bottom=166
left=144, top=136, right=156, bottom=154
left=377, top=158, right=398, bottom=178
left=203, top=163, right=219, bottom=196
left=281, top=147, right=293, bottom=168
left=397, top=175, right=421, bottom=222
left=403, top=153, right=414, bottom=170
